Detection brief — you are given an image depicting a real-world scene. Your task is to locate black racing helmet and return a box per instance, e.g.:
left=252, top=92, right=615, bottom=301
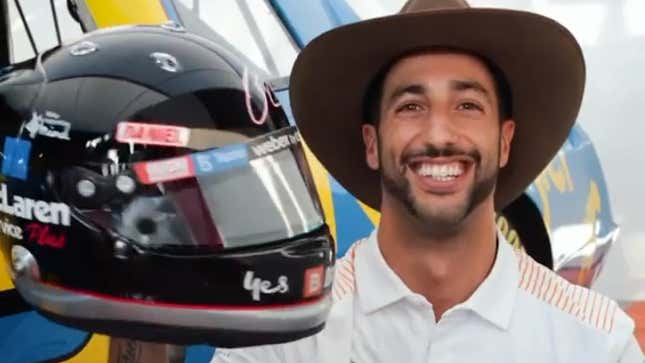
left=0, top=25, right=335, bottom=347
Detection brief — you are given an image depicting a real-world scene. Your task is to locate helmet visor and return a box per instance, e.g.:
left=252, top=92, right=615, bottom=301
left=57, top=126, right=324, bottom=251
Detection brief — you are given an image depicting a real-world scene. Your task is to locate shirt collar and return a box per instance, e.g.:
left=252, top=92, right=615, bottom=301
left=355, top=228, right=413, bottom=314
left=354, top=227, right=519, bottom=330
left=458, top=230, right=519, bottom=330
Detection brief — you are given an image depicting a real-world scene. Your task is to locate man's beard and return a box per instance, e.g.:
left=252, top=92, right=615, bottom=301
left=381, top=143, right=498, bottom=235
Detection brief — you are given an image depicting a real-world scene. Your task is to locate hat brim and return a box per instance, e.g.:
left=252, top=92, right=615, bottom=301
left=289, top=8, right=585, bottom=211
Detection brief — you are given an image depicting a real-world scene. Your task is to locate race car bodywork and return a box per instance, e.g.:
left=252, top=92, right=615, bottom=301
left=0, top=0, right=618, bottom=361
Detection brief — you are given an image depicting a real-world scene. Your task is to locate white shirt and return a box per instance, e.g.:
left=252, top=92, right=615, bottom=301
left=213, top=229, right=643, bottom=363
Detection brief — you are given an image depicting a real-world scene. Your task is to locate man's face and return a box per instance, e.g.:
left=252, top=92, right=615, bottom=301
left=362, top=52, right=515, bottom=232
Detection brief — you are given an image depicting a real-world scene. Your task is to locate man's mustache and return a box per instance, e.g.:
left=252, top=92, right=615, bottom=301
left=401, top=144, right=481, bottom=165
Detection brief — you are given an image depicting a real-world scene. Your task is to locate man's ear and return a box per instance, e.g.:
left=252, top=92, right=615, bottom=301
left=362, top=124, right=379, bottom=170
left=499, top=119, right=516, bottom=168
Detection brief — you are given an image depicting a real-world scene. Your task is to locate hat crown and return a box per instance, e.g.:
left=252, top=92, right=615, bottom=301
left=400, top=0, right=470, bottom=12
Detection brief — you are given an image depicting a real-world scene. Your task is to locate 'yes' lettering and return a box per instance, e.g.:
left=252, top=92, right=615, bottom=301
left=243, top=271, right=289, bottom=302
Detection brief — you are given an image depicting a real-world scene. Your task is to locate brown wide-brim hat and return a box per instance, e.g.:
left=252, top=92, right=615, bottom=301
left=289, top=0, right=585, bottom=211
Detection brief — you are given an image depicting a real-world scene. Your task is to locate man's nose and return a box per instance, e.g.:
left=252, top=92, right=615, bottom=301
left=420, top=107, right=459, bottom=147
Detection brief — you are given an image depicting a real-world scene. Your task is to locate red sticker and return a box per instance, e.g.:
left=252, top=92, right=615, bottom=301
left=116, top=122, right=190, bottom=147
left=303, top=265, right=325, bottom=298
left=134, top=156, right=195, bottom=184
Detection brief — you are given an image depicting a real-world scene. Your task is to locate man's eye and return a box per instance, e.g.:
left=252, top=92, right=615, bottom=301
left=457, top=102, right=483, bottom=111
left=397, top=103, right=422, bottom=112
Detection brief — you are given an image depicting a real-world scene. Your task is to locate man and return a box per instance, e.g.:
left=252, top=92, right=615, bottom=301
left=214, top=0, right=643, bottom=362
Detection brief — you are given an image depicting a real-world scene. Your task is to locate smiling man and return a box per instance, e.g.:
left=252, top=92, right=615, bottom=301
left=359, top=51, right=517, bottom=320
left=213, top=0, right=643, bottom=362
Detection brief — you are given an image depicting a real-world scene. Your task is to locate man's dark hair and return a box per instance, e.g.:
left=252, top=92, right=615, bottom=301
left=362, top=48, right=513, bottom=125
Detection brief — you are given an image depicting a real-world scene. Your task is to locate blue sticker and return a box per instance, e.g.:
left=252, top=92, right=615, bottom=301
left=191, top=143, right=249, bottom=176
left=2, top=137, right=31, bottom=180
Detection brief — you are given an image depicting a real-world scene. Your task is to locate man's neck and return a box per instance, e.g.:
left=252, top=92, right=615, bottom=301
left=377, top=197, right=498, bottom=320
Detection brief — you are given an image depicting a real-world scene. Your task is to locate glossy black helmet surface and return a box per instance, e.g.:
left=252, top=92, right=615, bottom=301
left=0, top=25, right=334, bottom=347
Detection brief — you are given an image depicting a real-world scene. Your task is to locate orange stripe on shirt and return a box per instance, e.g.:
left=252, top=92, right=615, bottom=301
left=331, top=239, right=365, bottom=302
left=516, top=250, right=617, bottom=333
left=596, top=296, right=609, bottom=329
left=540, top=271, right=555, bottom=301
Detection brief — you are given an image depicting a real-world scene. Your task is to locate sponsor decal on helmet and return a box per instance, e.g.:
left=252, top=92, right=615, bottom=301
left=132, top=127, right=300, bottom=183
left=243, top=271, right=289, bottom=302
left=1, top=137, right=31, bottom=180
left=0, top=218, right=23, bottom=239
left=25, top=222, right=66, bottom=248
left=69, top=40, right=98, bottom=56
left=115, top=122, right=190, bottom=147
left=0, top=183, right=71, bottom=226
left=133, top=156, right=195, bottom=184
left=23, top=111, right=71, bottom=140
left=150, top=52, right=182, bottom=73
left=192, top=143, right=248, bottom=175
left=303, top=265, right=325, bottom=298
left=248, top=127, right=301, bottom=158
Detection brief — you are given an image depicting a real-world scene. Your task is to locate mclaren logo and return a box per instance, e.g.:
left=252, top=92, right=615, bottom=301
left=0, top=183, right=70, bottom=226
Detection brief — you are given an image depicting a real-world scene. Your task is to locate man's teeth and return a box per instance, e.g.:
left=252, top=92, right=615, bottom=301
left=416, top=163, right=464, bottom=180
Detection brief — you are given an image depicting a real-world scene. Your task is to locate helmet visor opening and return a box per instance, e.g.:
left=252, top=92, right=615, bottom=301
left=56, top=126, right=324, bottom=251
